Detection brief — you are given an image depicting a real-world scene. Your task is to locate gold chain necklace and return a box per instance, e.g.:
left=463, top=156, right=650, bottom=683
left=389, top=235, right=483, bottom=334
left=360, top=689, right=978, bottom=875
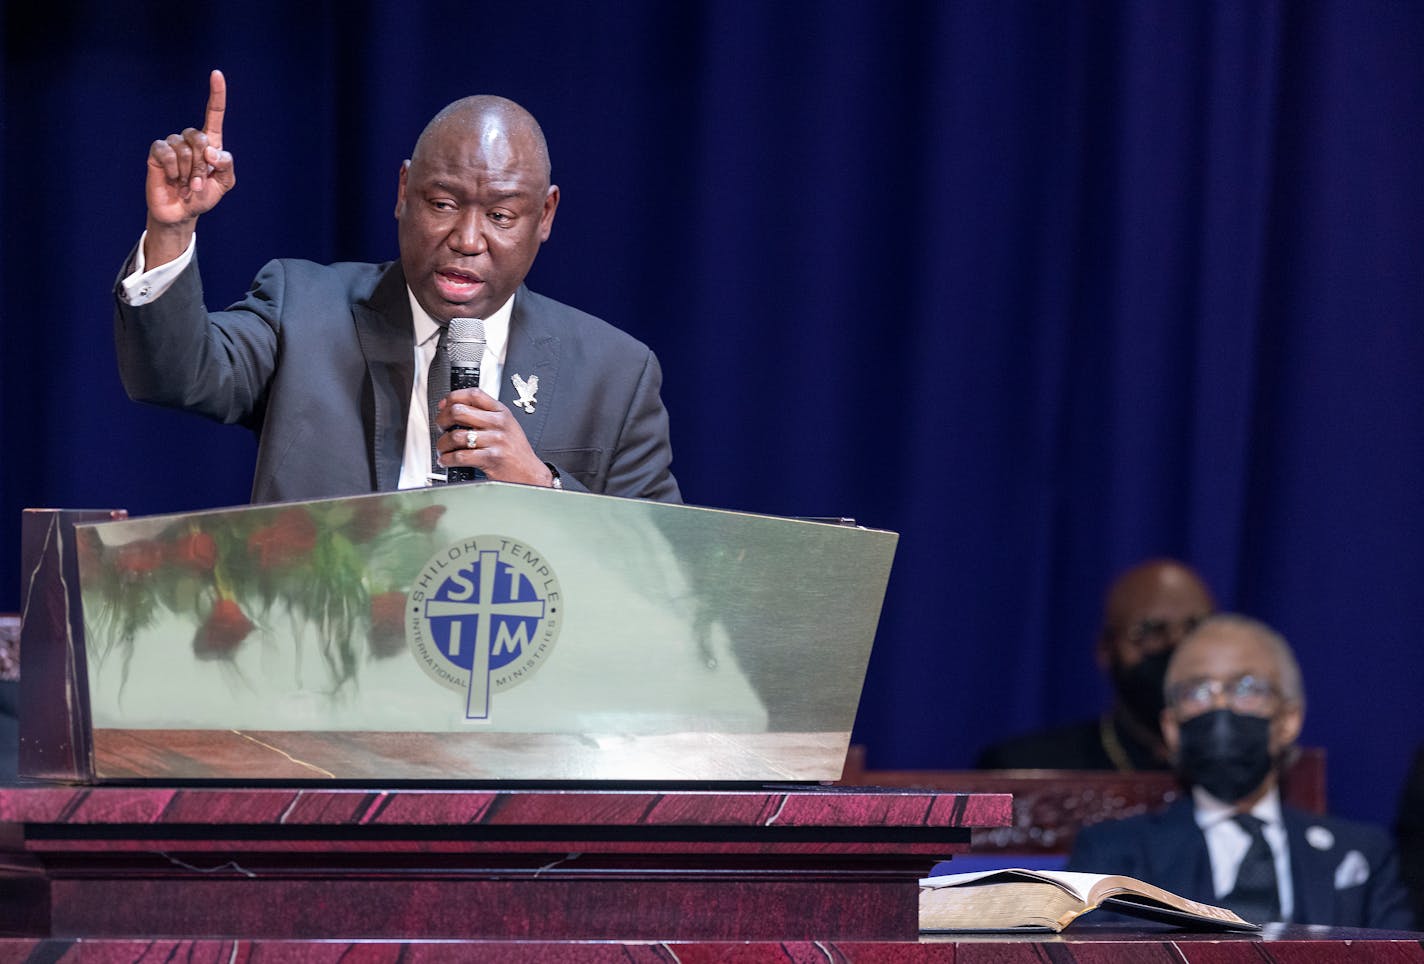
left=1099, top=712, right=1136, bottom=772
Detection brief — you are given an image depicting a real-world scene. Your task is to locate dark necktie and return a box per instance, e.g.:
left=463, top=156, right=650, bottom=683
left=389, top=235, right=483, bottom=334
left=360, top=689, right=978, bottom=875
left=427, top=324, right=450, bottom=478
left=1224, top=813, right=1281, bottom=923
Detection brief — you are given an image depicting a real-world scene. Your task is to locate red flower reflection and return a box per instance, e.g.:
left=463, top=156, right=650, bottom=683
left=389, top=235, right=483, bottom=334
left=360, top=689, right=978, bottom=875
left=114, top=540, right=165, bottom=579
left=193, top=597, right=254, bottom=660
left=368, top=590, right=408, bottom=658
left=346, top=499, right=396, bottom=544
left=247, top=508, right=319, bottom=569
left=167, top=530, right=217, bottom=572
left=409, top=505, right=446, bottom=532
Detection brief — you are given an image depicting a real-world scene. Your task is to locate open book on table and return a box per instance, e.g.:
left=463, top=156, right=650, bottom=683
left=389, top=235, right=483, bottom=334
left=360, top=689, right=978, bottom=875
left=918, top=868, right=1261, bottom=933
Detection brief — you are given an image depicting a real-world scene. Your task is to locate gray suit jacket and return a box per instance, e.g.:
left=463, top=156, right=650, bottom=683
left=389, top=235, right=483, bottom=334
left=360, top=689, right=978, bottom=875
left=115, top=256, right=680, bottom=504
left=1068, top=797, right=1416, bottom=929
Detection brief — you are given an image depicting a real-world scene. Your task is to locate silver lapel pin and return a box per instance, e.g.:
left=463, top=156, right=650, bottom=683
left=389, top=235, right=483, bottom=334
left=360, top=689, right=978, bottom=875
left=511, top=372, right=540, bottom=414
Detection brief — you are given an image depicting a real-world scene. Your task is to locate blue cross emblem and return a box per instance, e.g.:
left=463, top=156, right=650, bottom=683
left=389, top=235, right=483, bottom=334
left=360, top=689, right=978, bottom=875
left=423, top=549, right=547, bottom=719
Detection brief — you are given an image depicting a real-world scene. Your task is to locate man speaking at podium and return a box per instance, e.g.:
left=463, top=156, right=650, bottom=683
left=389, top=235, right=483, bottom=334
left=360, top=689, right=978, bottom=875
left=115, top=71, right=680, bottom=505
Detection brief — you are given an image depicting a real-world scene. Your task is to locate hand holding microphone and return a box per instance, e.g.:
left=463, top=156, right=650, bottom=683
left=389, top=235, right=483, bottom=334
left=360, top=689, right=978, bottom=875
left=444, top=318, right=485, bottom=483
left=433, top=317, right=557, bottom=488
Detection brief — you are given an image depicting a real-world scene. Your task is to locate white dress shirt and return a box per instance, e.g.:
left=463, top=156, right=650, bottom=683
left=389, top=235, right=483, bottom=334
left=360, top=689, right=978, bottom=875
left=397, top=291, right=511, bottom=488
left=1193, top=785, right=1294, bottom=921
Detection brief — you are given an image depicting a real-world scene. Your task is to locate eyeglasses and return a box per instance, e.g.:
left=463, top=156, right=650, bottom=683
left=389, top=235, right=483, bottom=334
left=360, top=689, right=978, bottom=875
left=1122, top=615, right=1206, bottom=653
left=1167, top=674, right=1279, bottom=717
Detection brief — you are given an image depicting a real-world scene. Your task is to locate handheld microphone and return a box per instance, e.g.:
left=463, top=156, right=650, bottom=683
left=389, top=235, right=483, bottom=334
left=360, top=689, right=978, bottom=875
left=446, top=317, right=486, bottom=483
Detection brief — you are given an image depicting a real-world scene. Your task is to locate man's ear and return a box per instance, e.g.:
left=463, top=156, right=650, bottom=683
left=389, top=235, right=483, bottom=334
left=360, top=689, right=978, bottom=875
left=394, top=160, right=411, bottom=218
left=538, top=183, right=560, bottom=242
left=1274, top=704, right=1304, bottom=751
left=1161, top=709, right=1181, bottom=759
left=1095, top=629, right=1116, bottom=674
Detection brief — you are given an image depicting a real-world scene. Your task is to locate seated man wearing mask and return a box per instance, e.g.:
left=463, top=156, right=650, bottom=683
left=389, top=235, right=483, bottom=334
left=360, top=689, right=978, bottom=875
left=1068, top=614, right=1413, bottom=928
left=977, top=558, right=1214, bottom=770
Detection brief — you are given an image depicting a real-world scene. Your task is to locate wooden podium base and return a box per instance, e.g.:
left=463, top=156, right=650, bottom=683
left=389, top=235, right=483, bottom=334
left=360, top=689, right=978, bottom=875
left=0, top=784, right=1008, bottom=941
left=2, top=928, right=1422, bottom=961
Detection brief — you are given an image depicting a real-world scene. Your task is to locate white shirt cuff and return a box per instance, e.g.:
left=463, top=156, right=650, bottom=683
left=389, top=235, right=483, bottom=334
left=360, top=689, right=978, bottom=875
left=119, top=231, right=196, bottom=305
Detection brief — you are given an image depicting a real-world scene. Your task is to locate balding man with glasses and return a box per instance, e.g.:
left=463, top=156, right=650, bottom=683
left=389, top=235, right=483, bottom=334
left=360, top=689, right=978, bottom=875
left=1068, top=614, right=1414, bottom=929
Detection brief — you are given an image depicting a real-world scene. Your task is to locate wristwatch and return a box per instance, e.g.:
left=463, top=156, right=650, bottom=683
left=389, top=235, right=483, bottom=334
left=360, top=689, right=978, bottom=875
left=545, top=462, right=563, bottom=490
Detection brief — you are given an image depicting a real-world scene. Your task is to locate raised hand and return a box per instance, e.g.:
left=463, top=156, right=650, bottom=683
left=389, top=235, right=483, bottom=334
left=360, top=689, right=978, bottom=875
left=143, top=70, right=235, bottom=267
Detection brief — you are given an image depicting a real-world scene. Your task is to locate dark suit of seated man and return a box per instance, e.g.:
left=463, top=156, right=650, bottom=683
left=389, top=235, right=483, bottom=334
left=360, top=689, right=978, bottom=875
left=1396, top=743, right=1424, bottom=928
left=977, top=558, right=1215, bottom=771
left=1068, top=614, right=1414, bottom=929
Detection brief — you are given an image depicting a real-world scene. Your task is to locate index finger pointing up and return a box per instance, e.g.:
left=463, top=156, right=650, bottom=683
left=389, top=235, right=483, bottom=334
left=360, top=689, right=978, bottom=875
left=203, top=69, right=227, bottom=148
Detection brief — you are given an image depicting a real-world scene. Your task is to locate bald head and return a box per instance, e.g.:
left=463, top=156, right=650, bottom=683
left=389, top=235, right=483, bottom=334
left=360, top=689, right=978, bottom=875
left=1099, top=559, right=1215, bottom=666
left=414, top=95, right=552, bottom=186
left=395, top=93, right=560, bottom=323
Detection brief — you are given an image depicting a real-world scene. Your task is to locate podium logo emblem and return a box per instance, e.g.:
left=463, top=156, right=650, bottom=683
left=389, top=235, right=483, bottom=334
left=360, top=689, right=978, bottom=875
left=406, top=536, right=563, bottom=720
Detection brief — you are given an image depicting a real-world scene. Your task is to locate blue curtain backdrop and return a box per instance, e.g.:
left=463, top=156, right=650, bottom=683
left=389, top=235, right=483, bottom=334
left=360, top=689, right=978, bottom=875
left=2, top=2, right=1421, bottom=825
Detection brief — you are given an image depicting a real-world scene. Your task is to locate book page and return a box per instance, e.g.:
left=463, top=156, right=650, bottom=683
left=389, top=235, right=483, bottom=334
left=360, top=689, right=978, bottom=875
left=1088, top=876, right=1250, bottom=926
left=919, top=868, right=1093, bottom=902
left=919, top=879, right=1085, bottom=932
left=1098, top=891, right=1256, bottom=930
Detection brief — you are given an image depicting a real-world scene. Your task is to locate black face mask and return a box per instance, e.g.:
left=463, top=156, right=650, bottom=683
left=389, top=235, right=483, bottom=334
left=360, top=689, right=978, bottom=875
left=1175, top=708, right=1274, bottom=803
left=1113, top=649, right=1172, bottom=733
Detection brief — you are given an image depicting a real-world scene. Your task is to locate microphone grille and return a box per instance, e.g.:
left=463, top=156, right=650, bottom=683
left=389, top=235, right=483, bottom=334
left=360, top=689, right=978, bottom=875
left=447, top=317, right=486, bottom=369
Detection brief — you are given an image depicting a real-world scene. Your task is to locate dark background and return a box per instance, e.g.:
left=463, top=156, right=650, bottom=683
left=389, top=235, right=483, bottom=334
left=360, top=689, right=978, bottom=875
left=2, top=2, right=1421, bottom=826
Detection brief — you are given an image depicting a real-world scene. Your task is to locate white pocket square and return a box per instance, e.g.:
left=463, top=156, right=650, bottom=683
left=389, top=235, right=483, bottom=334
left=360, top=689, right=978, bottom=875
left=1334, top=849, right=1370, bottom=889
